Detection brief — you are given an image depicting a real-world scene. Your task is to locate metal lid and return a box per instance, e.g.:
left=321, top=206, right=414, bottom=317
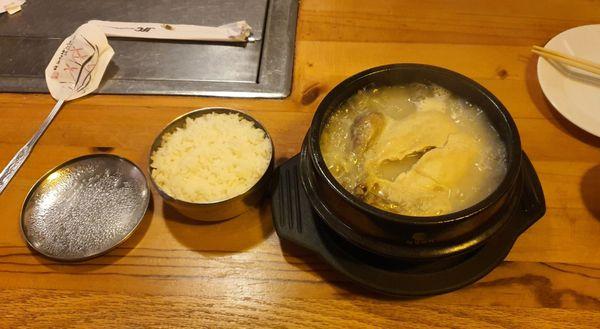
left=20, top=154, right=150, bottom=261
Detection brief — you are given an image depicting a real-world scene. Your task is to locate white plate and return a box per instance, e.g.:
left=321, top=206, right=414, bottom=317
left=537, top=24, right=600, bottom=137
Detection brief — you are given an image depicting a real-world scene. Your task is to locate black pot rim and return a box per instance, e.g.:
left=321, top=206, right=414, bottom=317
left=308, top=63, right=522, bottom=226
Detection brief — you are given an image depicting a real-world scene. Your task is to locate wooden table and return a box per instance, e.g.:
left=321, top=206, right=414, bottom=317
left=1, top=1, right=599, bottom=327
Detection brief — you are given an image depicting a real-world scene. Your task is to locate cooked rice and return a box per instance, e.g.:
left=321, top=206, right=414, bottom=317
left=150, top=112, right=272, bottom=203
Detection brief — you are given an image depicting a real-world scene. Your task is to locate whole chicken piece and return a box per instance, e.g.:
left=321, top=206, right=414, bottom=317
left=350, top=112, right=385, bottom=154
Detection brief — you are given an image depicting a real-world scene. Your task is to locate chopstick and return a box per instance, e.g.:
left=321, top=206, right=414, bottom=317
left=532, top=45, right=600, bottom=75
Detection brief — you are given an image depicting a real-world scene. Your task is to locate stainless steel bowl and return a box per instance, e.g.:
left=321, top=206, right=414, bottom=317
left=148, top=107, right=275, bottom=221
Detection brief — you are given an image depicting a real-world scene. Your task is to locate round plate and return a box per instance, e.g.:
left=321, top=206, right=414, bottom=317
left=537, top=24, right=600, bottom=137
left=21, top=154, right=150, bottom=261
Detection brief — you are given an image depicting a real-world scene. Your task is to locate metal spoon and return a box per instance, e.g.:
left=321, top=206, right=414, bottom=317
left=0, top=99, right=65, bottom=194
left=0, top=23, right=114, bottom=195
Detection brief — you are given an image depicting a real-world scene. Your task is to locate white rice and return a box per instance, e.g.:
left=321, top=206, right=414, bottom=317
left=150, top=112, right=272, bottom=203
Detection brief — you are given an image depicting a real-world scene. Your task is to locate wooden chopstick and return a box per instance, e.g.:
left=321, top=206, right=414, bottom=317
left=532, top=45, right=600, bottom=76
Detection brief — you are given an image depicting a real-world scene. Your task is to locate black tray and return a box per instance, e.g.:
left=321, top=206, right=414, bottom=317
left=271, top=153, right=545, bottom=296
left=0, top=0, right=298, bottom=98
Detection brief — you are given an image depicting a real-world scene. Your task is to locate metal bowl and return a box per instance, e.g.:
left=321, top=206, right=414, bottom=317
left=148, top=107, right=275, bottom=221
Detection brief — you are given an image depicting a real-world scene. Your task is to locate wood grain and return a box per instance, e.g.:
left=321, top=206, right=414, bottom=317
left=1, top=0, right=600, bottom=327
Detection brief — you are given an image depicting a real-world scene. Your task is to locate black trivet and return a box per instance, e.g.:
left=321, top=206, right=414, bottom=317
left=272, top=154, right=545, bottom=296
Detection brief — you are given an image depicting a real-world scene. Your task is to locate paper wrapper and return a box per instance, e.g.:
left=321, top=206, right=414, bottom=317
left=45, top=23, right=115, bottom=101
left=0, top=0, right=24, bottom=14
left=88, top=20, right=252, bottom=42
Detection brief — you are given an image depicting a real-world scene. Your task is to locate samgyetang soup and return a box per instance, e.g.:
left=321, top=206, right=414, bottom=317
left=320, top=83, right=507, bottom=216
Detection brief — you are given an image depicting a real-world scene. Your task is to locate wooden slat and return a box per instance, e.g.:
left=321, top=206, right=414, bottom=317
left=298, top=0, right=600, bottom=45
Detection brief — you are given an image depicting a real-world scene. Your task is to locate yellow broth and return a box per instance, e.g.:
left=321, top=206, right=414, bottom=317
left=320, top=84, right=507, bottom=216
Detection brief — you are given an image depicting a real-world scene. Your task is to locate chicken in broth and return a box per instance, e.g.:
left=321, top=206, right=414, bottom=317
left=319, top=83, right=507, bottom=216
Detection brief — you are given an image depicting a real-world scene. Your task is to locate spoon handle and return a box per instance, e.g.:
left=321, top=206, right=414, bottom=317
left=0, top=99, right=65, bottom=195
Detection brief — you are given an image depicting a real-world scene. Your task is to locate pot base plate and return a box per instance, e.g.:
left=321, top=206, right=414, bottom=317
left=271, top=154, right=545, bottom=296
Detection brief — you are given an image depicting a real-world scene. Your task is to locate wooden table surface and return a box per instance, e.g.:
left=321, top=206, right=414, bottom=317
left=1, top=1, right=600, bottom=327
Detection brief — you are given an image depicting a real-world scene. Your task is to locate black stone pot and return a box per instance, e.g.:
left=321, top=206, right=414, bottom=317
left=300, top=63, right=536, bottom=261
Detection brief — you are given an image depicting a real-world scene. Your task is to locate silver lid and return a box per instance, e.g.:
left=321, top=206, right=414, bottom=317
left=21, top=154, right=150, bottom=261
